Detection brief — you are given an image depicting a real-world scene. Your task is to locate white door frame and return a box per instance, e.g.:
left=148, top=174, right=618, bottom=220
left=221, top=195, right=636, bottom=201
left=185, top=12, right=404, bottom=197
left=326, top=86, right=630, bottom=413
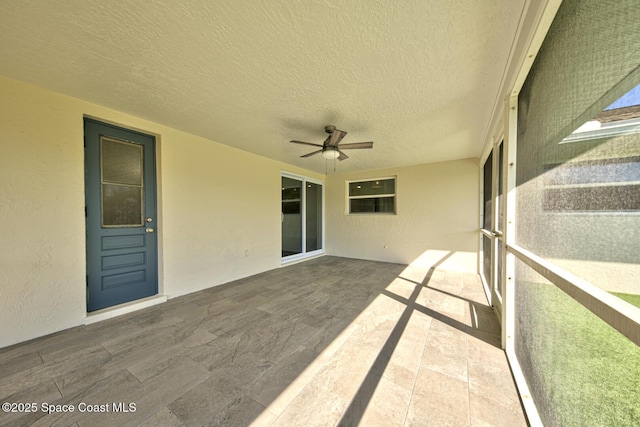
left=281, top=171, right=325, bottom=263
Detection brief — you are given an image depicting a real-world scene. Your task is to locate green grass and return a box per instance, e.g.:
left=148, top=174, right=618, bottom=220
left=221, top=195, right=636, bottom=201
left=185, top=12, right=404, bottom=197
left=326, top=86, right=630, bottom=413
left=517, top=283, right=640, bottom=426
left=613, top=292, right=640, bottom=308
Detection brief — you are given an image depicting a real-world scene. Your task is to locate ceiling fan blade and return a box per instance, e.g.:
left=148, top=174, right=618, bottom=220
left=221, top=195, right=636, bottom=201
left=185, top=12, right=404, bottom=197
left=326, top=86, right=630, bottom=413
left=338, top=150, right=349, bottom=161
left=290, top=140, right=324, bottom=148
left=300, top=149, right=323, bottom=158
left=338, top=141, right=373, bottom=150
left=326, top=129, right=347, bottom=146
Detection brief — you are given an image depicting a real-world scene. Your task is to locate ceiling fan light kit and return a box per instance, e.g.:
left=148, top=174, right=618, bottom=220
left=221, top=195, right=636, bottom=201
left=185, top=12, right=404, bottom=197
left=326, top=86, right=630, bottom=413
left=289, top=125, right=374, bottom=163
left=321, top=147, right=340, bottom=159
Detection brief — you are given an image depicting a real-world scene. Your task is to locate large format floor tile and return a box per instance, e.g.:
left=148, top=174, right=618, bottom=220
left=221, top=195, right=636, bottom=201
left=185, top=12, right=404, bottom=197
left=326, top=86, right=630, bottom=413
left=0, top=256, right=525, bottom=426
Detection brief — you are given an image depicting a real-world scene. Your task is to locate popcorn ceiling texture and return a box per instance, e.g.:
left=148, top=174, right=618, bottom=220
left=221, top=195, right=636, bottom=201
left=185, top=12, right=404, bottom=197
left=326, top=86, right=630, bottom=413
left=0, top=0, right=525, bottom=173
left=0, top=1, right=531, bottom=348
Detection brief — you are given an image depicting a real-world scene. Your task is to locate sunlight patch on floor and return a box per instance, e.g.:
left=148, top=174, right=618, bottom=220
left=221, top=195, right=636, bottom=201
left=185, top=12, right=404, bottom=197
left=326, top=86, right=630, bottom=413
left=261, top=250, right=453, bottom=425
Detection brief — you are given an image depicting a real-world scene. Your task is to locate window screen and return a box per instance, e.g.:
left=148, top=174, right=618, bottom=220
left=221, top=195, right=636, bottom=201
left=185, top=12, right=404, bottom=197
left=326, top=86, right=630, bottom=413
left=514, top=0, right=640, bottom=424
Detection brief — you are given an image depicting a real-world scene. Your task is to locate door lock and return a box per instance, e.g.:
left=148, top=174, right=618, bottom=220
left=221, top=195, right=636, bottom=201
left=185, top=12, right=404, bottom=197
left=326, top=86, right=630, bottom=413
left=145, top=217, right=153, bottom=223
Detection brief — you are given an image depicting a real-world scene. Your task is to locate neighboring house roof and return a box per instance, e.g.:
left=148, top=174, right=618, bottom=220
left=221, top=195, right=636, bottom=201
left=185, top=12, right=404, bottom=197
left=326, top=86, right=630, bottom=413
left=595, top=105, right=640, bottom=123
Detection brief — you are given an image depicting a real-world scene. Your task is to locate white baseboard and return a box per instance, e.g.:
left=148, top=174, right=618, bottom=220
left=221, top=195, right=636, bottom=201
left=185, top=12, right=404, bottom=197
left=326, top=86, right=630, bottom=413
left=84, top=295, right=168, bottom=325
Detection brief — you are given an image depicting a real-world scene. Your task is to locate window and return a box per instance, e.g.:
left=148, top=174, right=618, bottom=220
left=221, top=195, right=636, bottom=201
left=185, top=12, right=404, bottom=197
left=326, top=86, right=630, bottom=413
left=347, top=177, right=396, bottom=214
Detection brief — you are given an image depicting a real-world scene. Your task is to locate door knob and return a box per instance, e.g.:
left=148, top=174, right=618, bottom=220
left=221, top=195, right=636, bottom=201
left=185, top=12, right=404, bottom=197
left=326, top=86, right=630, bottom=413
left=146, top=227, right=155, bottom=233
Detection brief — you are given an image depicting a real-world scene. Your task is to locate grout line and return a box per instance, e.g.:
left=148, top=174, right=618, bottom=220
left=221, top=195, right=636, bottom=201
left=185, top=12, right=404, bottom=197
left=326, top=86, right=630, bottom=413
left=1, top=259, right=510, bottom=426
left=465, top=312, right=472, bottom=425
left=53, top=376, right=64, bottom=399
left=100, top=342, right=116, bottom=357
left=258, top=317, right=362, bottom=422
left=402, top=317, right=433, bottom=427
left=127, top=367, right=145, bottom=386
left=461, top=274, right=473, bottom=425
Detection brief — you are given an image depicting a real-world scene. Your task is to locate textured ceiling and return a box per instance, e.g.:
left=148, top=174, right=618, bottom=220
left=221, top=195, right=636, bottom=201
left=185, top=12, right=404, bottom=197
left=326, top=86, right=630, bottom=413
left=0, top=0, right=527, bottom=173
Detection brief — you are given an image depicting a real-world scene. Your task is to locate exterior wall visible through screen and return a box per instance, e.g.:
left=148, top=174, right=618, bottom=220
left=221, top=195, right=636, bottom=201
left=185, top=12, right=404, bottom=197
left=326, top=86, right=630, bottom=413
left=512, top=0, right=640, bottom=424
left=519, top=111, right=640, bottom=293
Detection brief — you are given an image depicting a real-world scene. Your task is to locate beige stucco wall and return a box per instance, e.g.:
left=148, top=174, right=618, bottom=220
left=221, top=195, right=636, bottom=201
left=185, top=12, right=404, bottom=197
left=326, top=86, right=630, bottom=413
left=514, top=133, right=640, bottom=294
left=0, top=76, right=483, bottom=349
left=517, top=180, right=640, bottom=294
left=0, top=76, right=322, bottom=348
left=325, top=160, right=479, bottom=272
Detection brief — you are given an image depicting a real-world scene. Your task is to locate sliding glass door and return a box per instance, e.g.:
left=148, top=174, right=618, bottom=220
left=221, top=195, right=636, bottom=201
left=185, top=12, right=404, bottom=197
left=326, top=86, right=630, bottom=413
left=282, top=176, right=303, bottom=257
left=480, top=151, right=493, bottom=297
left=305, top=181, right=322, bottom=253
left=480, top=140, right=504, bottom=313
left=282, top=173, right=323, bottom=261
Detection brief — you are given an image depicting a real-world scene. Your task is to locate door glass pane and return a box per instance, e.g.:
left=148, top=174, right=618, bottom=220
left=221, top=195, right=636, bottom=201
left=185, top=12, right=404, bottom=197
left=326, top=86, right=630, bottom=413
left=496, top=241, right=502, bottom=296
left=482, top=234, right=491, bottom=286
left=481, top=153, right=494, bottom=290
left=497, top=142, right=504, bottom=232
left=282, top=176, right=302, bottom=257
left=306, top=182, right=322, bottom=252
left=482, top=152, right=493, bottom=230
left=101, top=137, right=144, bottom=227
left=101, top=185, right=143, bottom=226
left=102, top=138, right=142, bottom=185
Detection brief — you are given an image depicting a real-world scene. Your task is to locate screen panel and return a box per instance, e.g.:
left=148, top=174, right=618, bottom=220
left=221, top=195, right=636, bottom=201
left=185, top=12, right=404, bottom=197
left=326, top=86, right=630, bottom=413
left=514, top=259, right=640, bottom=426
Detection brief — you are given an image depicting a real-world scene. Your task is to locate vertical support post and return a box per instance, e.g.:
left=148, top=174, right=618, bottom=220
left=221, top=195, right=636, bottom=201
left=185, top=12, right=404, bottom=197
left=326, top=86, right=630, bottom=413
left=490, top=135, right=500, bottom=317
left=502, top=95, right=518, bottom=351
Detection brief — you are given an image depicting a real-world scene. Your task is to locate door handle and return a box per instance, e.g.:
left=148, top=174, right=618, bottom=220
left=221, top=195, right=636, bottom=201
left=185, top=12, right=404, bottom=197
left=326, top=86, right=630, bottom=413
left=146, top=227, right=155, bottom=233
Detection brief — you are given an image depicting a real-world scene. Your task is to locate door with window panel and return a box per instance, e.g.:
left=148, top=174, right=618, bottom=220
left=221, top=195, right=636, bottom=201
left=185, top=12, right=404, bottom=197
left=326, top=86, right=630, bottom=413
left=84, top=119, right=158, bottom=311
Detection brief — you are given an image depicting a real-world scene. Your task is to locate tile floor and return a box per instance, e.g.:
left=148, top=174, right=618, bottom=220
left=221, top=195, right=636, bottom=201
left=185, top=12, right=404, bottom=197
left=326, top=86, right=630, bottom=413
left=0, top=256, right=526, bottom=426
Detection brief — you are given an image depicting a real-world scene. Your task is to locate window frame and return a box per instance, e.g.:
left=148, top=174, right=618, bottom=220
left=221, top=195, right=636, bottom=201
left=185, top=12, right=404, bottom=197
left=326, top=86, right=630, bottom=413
left=345, top=176, right=397, bottom=215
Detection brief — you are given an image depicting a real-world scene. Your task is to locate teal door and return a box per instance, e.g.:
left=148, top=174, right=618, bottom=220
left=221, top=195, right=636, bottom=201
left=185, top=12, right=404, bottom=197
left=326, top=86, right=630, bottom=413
left=84, top=119, right=158, bottom=312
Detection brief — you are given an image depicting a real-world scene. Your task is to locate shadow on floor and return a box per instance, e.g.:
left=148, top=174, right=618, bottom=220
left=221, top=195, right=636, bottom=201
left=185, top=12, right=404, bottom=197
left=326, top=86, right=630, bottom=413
left=337, top=251, right=501, bottom=426
left=0, top=254, right=514, bottom=427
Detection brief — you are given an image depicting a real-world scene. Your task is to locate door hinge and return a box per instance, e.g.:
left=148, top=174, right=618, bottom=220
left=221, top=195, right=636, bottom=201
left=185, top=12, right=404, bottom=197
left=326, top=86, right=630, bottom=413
left=85, top=206, right=87, bottom=217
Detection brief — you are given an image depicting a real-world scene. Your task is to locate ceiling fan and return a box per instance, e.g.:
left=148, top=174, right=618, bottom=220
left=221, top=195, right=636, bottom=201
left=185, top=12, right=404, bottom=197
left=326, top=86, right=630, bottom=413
left=289, top=125, right=373, bottom=161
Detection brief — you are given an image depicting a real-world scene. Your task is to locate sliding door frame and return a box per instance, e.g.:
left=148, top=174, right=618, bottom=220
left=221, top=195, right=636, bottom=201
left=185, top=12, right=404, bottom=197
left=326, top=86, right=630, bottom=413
left=479, top=136, right=505, bottom=318
left=281, top=171, right=325, bottom=264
